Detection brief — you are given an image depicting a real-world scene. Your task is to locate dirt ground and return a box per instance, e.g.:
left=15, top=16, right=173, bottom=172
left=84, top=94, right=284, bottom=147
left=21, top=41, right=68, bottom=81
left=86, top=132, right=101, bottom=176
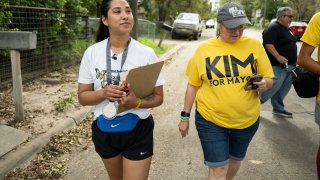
left=1, top=65, right=94, bottom=179
left=0, top=66, right=81, bottom=134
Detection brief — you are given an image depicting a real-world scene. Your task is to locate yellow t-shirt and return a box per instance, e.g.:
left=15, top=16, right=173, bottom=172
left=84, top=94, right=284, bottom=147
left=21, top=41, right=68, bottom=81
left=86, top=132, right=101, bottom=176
left=186, top=36, right=274, bottom=129
left=300, top=12, right=320, bottom=101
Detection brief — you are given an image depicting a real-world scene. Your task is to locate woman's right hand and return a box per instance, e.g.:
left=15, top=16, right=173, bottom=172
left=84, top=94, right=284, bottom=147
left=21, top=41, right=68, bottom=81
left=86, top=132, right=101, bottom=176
left=102, top=84, right=124, bottom=101
left=178, top=121, right=189, bottom=138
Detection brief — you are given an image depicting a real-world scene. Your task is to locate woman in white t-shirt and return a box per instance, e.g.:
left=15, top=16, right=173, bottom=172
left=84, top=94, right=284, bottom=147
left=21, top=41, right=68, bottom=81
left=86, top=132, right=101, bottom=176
left=77, top=0, right=164, bottom=179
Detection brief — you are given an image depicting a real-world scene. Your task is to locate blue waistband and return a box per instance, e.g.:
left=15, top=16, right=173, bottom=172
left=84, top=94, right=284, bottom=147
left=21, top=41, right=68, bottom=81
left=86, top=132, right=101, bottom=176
left=96, top=113, right=140, bottom=133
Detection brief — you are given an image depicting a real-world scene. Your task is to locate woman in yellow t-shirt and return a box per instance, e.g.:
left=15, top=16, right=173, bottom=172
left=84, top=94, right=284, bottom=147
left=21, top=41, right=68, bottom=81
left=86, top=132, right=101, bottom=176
left=297, top=12, right=320, bottom=179
left=178, top=2, right=274, bottom=179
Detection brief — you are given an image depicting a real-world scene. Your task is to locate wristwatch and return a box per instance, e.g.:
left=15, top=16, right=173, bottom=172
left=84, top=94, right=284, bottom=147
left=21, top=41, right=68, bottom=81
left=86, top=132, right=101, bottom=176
left=180, top=111, right=190, bottom=117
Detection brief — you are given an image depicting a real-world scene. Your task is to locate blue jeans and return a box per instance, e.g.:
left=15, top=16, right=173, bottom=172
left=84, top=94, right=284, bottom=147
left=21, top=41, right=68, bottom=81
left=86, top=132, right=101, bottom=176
left=195, top=111, right=259, bottom=167
left=260, top=65, right=294, bottom=112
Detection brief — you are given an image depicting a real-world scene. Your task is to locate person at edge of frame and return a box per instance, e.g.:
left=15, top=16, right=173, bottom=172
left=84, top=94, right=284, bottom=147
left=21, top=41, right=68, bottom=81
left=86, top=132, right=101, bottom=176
left=297, top=12, right=320, bottom=180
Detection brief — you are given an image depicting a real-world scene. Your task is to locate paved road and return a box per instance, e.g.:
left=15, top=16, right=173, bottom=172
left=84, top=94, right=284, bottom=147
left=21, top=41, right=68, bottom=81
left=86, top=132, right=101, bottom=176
left=63, top=28, right=318, bottom=180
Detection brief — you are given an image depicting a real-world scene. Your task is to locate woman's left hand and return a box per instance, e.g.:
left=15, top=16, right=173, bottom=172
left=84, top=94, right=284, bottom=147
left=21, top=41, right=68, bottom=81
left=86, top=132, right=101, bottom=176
left=119, top=84, right=139, bottom=108
left=178, top=121, right=189, bottom=138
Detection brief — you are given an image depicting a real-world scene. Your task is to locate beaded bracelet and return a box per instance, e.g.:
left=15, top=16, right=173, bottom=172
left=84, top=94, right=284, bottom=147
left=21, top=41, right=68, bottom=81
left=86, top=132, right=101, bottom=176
left=180, top=116, right=190, bottom=122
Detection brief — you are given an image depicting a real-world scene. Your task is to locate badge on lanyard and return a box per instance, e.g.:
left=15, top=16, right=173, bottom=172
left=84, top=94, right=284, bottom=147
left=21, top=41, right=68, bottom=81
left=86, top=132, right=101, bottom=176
left=102, top=38, right=130, bottom=120
left=102, top=101, right=118, bottom=120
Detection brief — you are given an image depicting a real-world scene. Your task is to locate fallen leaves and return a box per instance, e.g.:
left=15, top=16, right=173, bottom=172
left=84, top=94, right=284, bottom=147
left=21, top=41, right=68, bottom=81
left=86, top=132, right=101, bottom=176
left=4, top=114, right=93, bottom=179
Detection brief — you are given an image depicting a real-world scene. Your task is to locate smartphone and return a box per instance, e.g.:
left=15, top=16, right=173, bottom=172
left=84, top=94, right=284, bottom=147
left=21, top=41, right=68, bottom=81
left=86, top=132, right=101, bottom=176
left=245, top=74, right=263, bottom=90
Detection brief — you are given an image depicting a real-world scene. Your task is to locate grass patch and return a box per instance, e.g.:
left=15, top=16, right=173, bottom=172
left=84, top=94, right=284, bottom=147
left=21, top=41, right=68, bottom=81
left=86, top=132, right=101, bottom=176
left=54, top=92, right=76, bottom=113
left=138, top=38, right=174, bottom=56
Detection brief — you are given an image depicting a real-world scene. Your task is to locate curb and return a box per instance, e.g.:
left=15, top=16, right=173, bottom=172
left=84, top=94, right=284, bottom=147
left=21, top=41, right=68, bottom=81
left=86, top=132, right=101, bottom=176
left=0, top=41, right=186, bottom=178
left=159, top=42, right=187, bottom=62
left=0, top=106, right=93, bottom=178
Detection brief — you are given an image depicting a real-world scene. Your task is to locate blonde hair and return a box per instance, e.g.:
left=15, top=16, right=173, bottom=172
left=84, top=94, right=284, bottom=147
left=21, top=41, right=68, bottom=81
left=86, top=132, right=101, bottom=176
left=216, top=23, right=221, bottom=37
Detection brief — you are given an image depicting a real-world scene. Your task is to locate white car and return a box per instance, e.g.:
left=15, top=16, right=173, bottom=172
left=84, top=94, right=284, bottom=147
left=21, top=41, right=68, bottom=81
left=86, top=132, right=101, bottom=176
left=206, top=19, right=215, bottom=28
left=171, top=13, right=202, bottom=40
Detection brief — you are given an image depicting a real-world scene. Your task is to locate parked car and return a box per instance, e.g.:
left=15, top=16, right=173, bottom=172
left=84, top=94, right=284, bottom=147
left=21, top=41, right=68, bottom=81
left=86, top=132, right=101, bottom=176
left=171, top=12, right=202, bottom=40
left=205, top=19, right=215, bottom=28
left=289, top=21, right=308, bottom=40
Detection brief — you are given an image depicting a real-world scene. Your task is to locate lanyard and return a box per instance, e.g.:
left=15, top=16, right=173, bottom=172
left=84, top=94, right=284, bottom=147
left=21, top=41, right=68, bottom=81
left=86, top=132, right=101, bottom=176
left=106, top=38, right=131, bottom=85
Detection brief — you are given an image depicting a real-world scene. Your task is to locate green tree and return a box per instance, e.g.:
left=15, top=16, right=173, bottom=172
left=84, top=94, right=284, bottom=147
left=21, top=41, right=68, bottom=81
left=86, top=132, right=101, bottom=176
left=201, top=0, right=214, bottom=20
left=288, top=0, right=318, bottom=21
left=154, top=0, right=171, bottom=21
left=153, top=0, right=213, bottom=22
left=128, top=0, right=138, bottom=39
left=140, top=0, right=153, bottom=17
left=0, top=0, right=11, bottom=30
left=7, top=0, right=66, bottom=9
left=81, top=0, right=100, bottom=17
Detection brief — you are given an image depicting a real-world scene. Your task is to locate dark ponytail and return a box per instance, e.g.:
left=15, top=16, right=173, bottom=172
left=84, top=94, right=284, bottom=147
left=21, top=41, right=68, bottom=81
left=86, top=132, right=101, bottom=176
left=96, top=20, right=110, bottom=42
left=96, top=0, right=111, bottom=42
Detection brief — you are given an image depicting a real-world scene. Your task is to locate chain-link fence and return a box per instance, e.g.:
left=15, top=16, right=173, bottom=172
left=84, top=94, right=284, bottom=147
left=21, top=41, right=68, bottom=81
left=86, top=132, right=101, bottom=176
left=138, top=19, right=156, bottom=41
left=0, top=5, right=92, bottom=89
left=0, top=5, right=163, bottom=89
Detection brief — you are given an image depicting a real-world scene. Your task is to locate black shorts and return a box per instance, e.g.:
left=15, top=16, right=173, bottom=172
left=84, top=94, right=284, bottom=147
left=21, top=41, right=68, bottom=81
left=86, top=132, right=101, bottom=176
left=92, top=114, right=154, bottom=160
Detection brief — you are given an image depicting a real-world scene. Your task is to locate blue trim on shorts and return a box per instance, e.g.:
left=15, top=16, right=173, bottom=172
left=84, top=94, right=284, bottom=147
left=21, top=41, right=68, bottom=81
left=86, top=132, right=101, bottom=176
left=195, top=111, right=259, bottom=167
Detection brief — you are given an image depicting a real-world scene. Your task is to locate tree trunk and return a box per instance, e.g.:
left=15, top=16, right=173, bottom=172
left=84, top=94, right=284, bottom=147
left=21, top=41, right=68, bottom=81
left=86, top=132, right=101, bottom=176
left=129, top=0, right=138, bottom=39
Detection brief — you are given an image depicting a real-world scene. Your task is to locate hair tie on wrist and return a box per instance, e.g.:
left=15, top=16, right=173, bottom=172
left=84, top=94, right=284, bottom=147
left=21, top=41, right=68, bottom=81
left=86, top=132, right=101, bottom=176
left=133, top=98, right=142, bottom=109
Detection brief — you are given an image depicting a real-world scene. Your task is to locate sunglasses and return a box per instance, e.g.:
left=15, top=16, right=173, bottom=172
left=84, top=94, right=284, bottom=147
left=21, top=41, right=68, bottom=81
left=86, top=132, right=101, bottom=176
left=283, top=15, right=294, bottom=19
left=224, top=25, right=247, bottom=33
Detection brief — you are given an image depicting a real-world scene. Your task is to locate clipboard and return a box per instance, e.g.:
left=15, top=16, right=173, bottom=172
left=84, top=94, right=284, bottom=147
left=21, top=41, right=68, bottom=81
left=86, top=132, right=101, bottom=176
left=117, top=60, right=164, bottom=113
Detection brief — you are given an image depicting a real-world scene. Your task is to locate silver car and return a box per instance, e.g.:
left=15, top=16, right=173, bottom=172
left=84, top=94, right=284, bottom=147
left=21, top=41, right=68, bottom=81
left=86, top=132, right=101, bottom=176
left=171, top=13, right=202, bottom=40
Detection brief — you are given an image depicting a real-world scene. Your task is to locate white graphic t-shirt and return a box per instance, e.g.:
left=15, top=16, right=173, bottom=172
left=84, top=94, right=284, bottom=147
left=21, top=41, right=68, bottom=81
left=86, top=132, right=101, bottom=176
left=78, top=38, right=165, bottom=119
